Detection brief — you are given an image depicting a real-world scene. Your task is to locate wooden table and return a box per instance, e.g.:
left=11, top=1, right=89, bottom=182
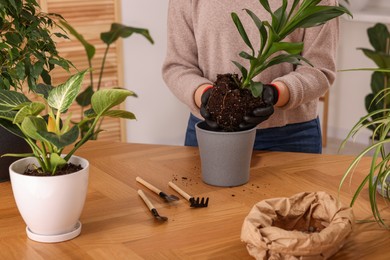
left=0, top=141, right=389, bottom=259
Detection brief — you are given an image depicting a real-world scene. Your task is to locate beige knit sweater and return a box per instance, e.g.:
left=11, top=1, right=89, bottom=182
left=162, top=0, right=339, bottom=129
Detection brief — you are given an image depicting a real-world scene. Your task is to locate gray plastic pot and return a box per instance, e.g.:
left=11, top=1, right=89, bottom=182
left=195, top=121, right=256, bottom=187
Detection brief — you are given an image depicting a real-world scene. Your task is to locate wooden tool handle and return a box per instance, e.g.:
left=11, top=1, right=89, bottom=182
left=136, top=176, right=161, bottom=194
left=137, top=189, right=155, bottom=211
left=168, top=181, right=192, bottom=201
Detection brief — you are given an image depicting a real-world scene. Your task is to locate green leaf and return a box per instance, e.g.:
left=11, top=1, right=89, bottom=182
left=0, top=90, right=31, bottom=111
left=0, top=111, right=17, bottom=122
left=91, top=89, right=136, bottom=116
left=267, top=42, right=304, bottom=56
left=281, top=6, right=349, bottom=38
left=21, top=116, right=47, bottom=142
left=13, top=102, right=45, bottom=124
left=101, top=110, right=136, bottom=120
left=31, top=61, right=44, bottom=79
left=76, top=85, right=94, bottom=107
left=60, top=20, right=96, bottom=61
left=232, top=61, right=248, bottom=80
left=83, top=108, right=96, bottom=118
left=35, top=83, right=54, bottom=99
left=359, top=48, right=390, bottom=69
left=239, top=51, right=256, bottom=60
left=40, top=69, right=52, bottom=85
left=49, top=153, right=67, bottom=173
left=48, top=70, right=87, bottom=113
left=101, top=23, right=154, bottom=45
left=15, top=62, right=25, bottom=80
left=231, top=12, right=254, bottom=56
left=371, top=72, right=387, bottom=98
left=0, top=118, right=26, bottom=139
left=244, top=9, right=268, bottom=55
left=249, top=81, right=263, bottom=98
left=38, top=125, right=79, bottom=149
left=367, top=23, right=390, bottom=53
left=1, top=153, right=35, bottom=158
left=273, top=0, right=288, bottom=32
left=259, top=0, right=275, bottom=19
left=262, top=53, right=312, bottom=72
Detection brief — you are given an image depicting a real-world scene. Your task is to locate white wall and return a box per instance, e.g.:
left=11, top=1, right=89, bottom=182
left=121, top=0, right=189, bottom=146
left=120, top=1, right=386, bottom=147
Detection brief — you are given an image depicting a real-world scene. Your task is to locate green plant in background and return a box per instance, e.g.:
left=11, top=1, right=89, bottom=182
left=358, top=23, right=390, bottom=139
left=0, top=0, right=71, bottom=91
left=339, top=23, right=390, bottom=229
left=0, top=70, right=136, bottom=175
left=60, top=21, right=154, bottom=139
left=230, top=0, right=350, bottom=97
left=339, top=91, right=390, bottom=228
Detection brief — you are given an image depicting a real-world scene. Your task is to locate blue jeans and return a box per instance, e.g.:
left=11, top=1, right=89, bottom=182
left=184, top=114, right=322, bottom=154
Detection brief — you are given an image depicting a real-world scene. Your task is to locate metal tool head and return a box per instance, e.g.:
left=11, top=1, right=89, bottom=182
left=159, top=192, right=180, bottom=202
left=151, top=208, right=168, bottom=222
left=189, top=197, right=209, bottom=208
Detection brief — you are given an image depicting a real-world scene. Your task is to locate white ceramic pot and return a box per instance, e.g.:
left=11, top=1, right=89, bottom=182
left=195, top=121, right=256, bottom=187
left=9, top=155, right=89, bottom=243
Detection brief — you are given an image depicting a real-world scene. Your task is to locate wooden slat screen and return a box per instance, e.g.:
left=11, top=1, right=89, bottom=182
left=38, top=0, right=125, bottom=142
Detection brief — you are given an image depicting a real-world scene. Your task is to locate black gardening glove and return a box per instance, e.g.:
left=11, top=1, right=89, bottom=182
left=239, top=84, right=279, bottom=131
left=199, top=86, right=219, bottom=130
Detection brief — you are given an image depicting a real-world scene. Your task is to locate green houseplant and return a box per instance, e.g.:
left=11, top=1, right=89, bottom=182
left=339, top=23, right=390, bottom=229
left=59, top=21, right=154, bottom=139
left=0, top=70, right=136, bottom=174
left=203, top=0, right=350, bottom=131
left=0, top=0, right=72, bottom=180
left=196, top=0, right=350, bottom=187
left=358, top=23, right=390, bottom=139
left=0, top=70, right=137, bottom=242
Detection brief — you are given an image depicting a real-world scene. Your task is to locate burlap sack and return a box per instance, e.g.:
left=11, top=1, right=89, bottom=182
left=241, top=191, right=354, bottom=260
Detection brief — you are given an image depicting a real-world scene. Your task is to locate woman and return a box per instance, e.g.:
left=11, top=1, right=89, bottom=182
left=162, top=0, right=340, bottom=153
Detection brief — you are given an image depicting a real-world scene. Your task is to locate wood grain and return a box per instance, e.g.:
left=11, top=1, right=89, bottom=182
left=0, top=141, right=389, bottom=259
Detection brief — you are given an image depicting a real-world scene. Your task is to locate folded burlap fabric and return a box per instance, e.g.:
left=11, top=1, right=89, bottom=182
left=241, top=191, right=354, bottom=259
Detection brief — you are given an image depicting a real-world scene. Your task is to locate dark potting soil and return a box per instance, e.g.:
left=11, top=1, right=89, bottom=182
left=23, top=163, right=83, bottom=176
left=206, top=73, right=266, bottom=131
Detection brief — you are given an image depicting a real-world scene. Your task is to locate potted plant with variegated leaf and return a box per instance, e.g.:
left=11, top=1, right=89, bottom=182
left=0, top=70, right=137, bottom=242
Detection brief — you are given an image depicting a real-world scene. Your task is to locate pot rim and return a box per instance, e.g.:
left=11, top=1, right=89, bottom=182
left=9, top=155, right=89, bottom=178
left=195, top=121, right=256, bottom=135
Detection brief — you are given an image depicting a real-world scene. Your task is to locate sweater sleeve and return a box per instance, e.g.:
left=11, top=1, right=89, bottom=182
left=272, top=0, right=339, bottom=110
left=162, top=0, right=212, bottom=112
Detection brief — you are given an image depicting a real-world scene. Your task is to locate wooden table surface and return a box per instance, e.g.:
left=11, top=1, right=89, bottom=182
left=0, top=141, right=389, bottom=259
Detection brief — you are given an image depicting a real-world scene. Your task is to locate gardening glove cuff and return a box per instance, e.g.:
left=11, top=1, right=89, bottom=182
left=199, top=86, right=219, bottom=130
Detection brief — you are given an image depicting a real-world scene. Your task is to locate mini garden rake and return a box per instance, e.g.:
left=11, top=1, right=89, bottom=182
left=168, top=181, right=209, bottom=208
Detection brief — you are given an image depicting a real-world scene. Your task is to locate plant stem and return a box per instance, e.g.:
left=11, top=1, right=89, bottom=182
left=384, top=37, right=390, bottom=116
left=97, top=44, right=110, bottom=91
left=65, top=116, right=101, bottom=160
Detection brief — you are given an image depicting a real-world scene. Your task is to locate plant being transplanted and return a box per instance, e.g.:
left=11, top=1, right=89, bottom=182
left=0, top=70, right=136, bottom=175
left=204, top=0, right=350, bottom=131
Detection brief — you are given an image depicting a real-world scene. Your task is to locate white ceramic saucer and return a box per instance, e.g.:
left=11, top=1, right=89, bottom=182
left=26, top=221, right=82, bottom=243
